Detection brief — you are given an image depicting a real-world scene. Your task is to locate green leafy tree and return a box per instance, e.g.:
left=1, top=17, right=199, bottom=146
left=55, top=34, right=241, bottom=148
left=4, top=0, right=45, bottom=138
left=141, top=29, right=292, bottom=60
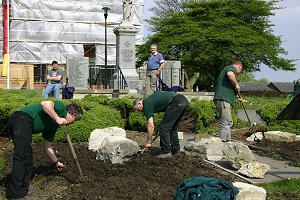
left=137, top=0, right=295, bottom=88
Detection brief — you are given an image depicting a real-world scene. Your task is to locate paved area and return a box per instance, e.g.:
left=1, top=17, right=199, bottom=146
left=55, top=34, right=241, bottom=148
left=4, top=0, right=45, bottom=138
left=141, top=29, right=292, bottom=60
left=181, top=133, right=300, bottom=184
left=236, top=109, right=266, bottom=126
left=251, top=152, right=300, bottom=183
left=214, top=152, right=300, bottom=184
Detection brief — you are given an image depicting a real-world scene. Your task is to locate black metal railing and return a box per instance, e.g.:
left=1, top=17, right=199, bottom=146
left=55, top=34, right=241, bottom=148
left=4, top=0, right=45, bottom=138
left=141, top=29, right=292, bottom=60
left=88, top=65, right=127, bottom=90
left=116, top=65, right=128, bottom=90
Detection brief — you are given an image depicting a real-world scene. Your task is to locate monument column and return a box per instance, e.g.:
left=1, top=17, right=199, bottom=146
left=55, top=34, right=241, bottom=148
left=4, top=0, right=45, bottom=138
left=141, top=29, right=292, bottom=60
left=113, top=24, right=142, bottom=91
left=113, top=1, right=142, bottom=91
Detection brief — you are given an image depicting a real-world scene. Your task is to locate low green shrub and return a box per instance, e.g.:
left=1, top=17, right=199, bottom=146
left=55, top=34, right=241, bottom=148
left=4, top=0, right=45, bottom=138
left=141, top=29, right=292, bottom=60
left=33, top=104, right=125, bottom=142
left=257, top=102, right=300, bottom=134
left=129, top=111, right=163, bottom=133
left=0, top=156, right=5, bottom=174
left=80, top=94, right=109, bottom=105
left=107, top=97, right=133, bottom=129
left=188, top=99, right=219, bottom=134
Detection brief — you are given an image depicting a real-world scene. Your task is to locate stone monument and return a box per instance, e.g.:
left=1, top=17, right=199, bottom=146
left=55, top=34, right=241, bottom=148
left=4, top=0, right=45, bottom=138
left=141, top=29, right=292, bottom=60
left=66, top=56, right=89, bottom=89
left=160, top=60, right=182, bottom=88
left=113, top=0, right=142, bottom=91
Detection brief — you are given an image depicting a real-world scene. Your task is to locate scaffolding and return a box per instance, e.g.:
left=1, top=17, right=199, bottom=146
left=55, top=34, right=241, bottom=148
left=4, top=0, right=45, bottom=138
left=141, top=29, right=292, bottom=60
left=0, top=0, right=144, bottom=89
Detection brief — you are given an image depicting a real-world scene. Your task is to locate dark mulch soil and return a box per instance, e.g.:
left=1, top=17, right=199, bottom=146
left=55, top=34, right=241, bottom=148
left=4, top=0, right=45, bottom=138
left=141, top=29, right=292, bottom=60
left=1, top=128, right=300, bottom=199
left=0, top=131, right=241, bottom=200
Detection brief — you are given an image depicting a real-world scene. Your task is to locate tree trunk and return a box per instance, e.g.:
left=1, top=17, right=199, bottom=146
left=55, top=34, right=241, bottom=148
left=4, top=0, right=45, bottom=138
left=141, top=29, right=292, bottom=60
left=184, top=71, right=199, bottom=91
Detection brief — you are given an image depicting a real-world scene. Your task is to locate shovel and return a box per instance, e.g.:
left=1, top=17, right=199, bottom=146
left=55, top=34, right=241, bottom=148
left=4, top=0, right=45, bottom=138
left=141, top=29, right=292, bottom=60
left=238, top=93, right=252, bottom=125
left=138, top=132, right=160, bottom=154
left=63, top=126, right=83, bottom=177
left=238, top=93, right=259, bottom=141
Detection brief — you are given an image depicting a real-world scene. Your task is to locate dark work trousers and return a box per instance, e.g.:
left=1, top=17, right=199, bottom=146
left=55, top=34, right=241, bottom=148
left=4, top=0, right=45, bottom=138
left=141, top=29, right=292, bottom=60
left=159, top=94, right=188, bottom=154
left=8, top=111, right=33, bottom=199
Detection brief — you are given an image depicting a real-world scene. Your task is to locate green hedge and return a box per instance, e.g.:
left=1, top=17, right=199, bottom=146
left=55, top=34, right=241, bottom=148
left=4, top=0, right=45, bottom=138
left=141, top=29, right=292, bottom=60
left=1, top=90, right=300, bottom=142
left=128, top=98, right=220, bottom=134
left=257, top=102, right=300, bottom=134
left=129, top=111, right=163, bottom=132
left=0, top=92, right=125, bottom=142
left=33, top=104, right=125, bottom=142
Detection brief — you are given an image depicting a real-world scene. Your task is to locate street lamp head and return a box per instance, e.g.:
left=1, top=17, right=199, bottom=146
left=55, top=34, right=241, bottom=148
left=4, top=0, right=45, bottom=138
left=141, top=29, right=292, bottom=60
left=102, top=7, right=111, bottom=18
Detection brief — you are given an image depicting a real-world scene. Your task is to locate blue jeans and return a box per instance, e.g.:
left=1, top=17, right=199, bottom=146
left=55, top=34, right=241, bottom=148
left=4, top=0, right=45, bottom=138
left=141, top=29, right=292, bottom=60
left=214, top=100, right=233, bottom=142
left=43, top=83, right=62, bottom=99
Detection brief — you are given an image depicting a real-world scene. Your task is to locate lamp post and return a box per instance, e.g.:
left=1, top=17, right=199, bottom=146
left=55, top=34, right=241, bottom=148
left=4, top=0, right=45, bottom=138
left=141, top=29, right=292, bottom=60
left=102, top=7, right=110, bottom=89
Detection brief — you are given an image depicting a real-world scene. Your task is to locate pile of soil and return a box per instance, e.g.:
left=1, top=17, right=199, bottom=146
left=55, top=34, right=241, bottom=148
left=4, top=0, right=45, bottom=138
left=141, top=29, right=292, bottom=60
left=0, top=131, right=240, bottom=200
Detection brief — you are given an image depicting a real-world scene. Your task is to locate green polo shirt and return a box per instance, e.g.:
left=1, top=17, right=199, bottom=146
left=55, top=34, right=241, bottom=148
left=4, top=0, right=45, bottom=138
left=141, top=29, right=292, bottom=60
left=143, top=91, right=177, bottom=120
left=19, top=101, right=67, bottom=142
left=213, top=65, right=237, bottom=106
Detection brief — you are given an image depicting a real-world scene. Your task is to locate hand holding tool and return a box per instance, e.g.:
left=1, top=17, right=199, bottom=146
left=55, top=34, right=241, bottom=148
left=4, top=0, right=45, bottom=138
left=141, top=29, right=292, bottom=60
left=138, top=132, right=160, bottom=154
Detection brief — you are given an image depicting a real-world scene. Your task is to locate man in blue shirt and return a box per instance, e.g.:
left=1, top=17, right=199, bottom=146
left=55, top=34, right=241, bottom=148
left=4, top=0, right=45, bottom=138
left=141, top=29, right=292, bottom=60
left=145, top=44, right=165, bottom=95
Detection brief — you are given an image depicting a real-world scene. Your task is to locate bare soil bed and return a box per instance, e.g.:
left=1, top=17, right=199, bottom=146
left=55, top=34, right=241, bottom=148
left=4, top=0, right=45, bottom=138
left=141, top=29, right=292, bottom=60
left=1, top=129, right=300, bottom=199
left=0, top=131, right=241, bottom=200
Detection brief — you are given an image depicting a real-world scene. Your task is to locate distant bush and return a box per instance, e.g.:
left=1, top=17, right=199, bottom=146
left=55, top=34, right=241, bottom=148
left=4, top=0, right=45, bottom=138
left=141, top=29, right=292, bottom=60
left=257, top=102, right=300, bottom=134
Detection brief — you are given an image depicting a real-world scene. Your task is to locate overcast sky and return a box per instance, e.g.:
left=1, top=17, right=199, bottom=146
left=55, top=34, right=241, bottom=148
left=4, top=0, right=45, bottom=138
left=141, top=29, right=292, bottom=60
left=143, top=0, right=300, bottom=82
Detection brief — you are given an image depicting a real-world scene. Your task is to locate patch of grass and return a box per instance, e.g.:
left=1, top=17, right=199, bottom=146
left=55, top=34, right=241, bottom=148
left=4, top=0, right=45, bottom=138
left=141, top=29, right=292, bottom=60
left=0, top=156, right=6, bottom=199
left=289, top=161, right=300, bottom=168
left=0, top=89, right=42, bottom=98
left=259, top=178, right=300, bottom=200
left=0, top=156, right=5, bottom=174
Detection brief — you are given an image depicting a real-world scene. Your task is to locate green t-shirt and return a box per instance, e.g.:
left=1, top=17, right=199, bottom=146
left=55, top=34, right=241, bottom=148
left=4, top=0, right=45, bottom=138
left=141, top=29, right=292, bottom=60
left=213, top=65, right=237, bottom=106
left=143, top=91, right=177, bottom=120
left=19, top=101, right=67, bottom=141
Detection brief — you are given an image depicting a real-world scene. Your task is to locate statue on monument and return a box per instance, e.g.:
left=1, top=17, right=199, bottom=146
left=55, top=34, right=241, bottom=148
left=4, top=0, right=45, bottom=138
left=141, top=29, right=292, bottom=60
left=122, top=0, right=133, bottom=23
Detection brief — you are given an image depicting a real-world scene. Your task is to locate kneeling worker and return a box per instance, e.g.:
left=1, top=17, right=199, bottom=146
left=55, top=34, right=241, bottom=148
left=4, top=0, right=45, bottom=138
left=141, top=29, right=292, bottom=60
left=132, top=91, right=188, bottom=158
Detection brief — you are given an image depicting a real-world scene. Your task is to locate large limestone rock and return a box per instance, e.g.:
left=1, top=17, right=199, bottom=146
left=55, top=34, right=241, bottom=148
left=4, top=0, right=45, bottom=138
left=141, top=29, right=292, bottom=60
left=88, top=127, right=126, bottom=151
left=96, top=135, right=140, bottom=164
left=88, top=127, right=140, bottom=164
left=234, top=182, right=266, bottom=200
left=223, top=142, right=255, bottom=169
left=238, top=162, right=270, bottom=179
left=264, top=131, right=296, bottom=142
left=184, top=137, right=225, bottom=161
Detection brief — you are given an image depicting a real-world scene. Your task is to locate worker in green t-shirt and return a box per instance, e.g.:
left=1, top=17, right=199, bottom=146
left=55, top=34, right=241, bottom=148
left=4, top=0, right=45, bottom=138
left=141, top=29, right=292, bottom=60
left=7, top=100, right=83, bottom=199
left=213, top=59, right=246, bottom=142
left=132, top=91, right=188, bottom=158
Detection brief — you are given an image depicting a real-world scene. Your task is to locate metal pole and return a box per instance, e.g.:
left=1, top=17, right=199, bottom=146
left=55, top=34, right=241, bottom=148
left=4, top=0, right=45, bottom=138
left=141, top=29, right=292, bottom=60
left=102, top=7, right=110, bottom=89
left=3, top=0, right=10, bottom=89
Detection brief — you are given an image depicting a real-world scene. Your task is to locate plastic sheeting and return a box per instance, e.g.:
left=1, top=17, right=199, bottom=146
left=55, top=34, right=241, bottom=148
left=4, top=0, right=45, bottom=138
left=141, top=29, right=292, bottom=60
left=9, top=42, right=84, bottom=64
left=0, top=0, right=144, bottom=64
